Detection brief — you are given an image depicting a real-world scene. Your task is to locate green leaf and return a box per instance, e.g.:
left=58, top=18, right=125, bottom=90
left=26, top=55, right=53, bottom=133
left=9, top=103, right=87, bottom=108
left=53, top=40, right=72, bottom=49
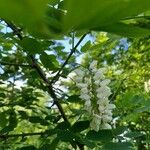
left=28, top=116, right=49, bottom=125
left=81, top=41, right=91, bottom=52
left=49, top=138, right=59, bottom=150
left=0, top=0, right=49, bottom=38
left=56, top=121, right=71, bottom=130
left=113, top=126, right=127, bottom=136
left=0, top=112, right=8, bottom=128
left=96, top=22, right=150, bottom=37
left=18, top=111, right=28, bottom=119
left=124, top=132, right=144, bottom=138
left=70, top=141, right=77, bottom=150
left=19, top=145, right=36, bottom=150
left=18, top=37, right=43, bottom=54
left=0, top=111, right=17, bottom=134
left=54, top=46, right=65, bottom=51
left=63, top=0, right=150, bottom=37
left=134, top=106, right=150, bottom=113
left=67, top=95, right=82, bottom=103
left=45, top=6, right=64, bottom=34
left=39, top=138, right=59, bottom=150
left=0, top=93, right=6, bottom=98
left=57, top=130, right=75, bottom=142
left=90, top=43, right=103, bottom=50
left=71, top=120, right=90, bottom=133
left=40, top=52, right=59, bottom=70
left=70, top=109, right=86, bottom=116
left=45, top=129, right=57, bottom=136
left=28, top=116, right=41, bottom=123
left=86, top=130, right=113, bottom=141
left=104, top=142, right=133, bottom=150
left=82, top=139, right=96, bottom=149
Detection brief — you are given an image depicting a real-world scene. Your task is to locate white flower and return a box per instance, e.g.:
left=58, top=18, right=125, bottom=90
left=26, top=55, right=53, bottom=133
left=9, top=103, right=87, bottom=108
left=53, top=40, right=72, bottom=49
left=89, top=60, right=98, bottom=70
left=107, top=104, right=116, bottom=109
left=98, top=105, right=105, bottom=112
left=75, top=76, right=83, bottom=82
left=144, top=79, right=150, bottom=92
left=101, top=123, right=112, bottom=129
left=80, top=94, right=90, bottom=100
left=81, top=87, right=89, bottom=93
left=84, top=78, right=91, bottom=84
left=74, top=69, right=85, bottom=77
left=74, top=60, right=116, bottom=131
left=85, top=100, right=92, bottom=113
left=96, top=89, right=111, bottom=99
left=94, top=80, right=100, bottom=86
left=90, top=113, right=102, bottom=131
left=105, top=110, right=112, bottom=116
left=100, top=79, right=111, bottom=86
left=97, top=97, right=108, bottom=104
left=103, top=115, right=112, bottom=122
left=90, top=119, right=100, bottom=131
left=76, top=83, right=88, bottom=88
left=93, top=69, right=104, bottom=80
left=96, top=86, right=109, bottom=93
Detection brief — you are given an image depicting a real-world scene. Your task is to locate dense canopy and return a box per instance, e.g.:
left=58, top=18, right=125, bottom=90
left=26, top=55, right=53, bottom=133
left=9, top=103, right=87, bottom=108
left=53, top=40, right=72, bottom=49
left=0, top=0, right=150, bottom=150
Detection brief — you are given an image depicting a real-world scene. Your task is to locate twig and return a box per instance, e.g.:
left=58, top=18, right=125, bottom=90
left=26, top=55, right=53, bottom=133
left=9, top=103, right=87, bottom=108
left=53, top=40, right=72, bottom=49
left=0, top=61, right=30, bottom=67
left=5, top=20, right=22, bottom=40
left=50, top=33, right=88, bottom=84
left=0, top=131, right=52, bottom=139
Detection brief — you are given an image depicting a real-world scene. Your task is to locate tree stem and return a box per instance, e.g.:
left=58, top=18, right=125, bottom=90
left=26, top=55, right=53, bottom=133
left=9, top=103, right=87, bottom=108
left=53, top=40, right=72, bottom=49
left=50, top=33, right=88, bottom=84
left=4, top=20, right=85, bottom=150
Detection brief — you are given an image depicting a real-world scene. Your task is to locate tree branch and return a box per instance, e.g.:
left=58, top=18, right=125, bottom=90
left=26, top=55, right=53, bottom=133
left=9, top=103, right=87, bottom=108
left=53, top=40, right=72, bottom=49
left=4, top=20, right=85, bottom=150
left=0, top=131, right=51, bottom=139
left=0, top=61, right=31, bottom=67
left=5, top=21, right=68, bottom=123
left=5, top=20, right=23, bottom=40
left=30, top=55, right=68, bottom=122
left=50, top=33, right=88, bottom=84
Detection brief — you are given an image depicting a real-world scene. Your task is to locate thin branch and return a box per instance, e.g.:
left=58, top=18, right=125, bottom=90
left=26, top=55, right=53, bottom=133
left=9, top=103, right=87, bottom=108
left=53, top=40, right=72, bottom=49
left=4, top=20, right=85, bottom=150
left=0, top=61, right=31, bottom=67
left=4, top=21, right=68, bottom=123
left=5, top=20, right=23, bottom=40
left=50, top=33, right=88, bottom=84
left=0, top=131, right=50, bottom=139
left=72, top=32, right=75, bottom=49
left=30, top=55, right=68, bottom=122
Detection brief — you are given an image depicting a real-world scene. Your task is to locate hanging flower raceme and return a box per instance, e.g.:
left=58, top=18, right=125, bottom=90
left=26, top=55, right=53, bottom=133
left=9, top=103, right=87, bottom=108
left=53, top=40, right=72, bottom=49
left=74, top=60, right=115, bottom=131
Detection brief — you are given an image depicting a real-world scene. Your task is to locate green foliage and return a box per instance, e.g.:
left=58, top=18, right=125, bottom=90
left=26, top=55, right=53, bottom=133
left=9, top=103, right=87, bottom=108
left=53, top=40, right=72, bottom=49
left=0, top=0, right=50, bottom=37
left=104, top=142, right=133, bottom=150
left=64, top=0, right=150, bottom=37
left=0, top=0, right=150, bottom=149
left=71, top=120, right=90, bottom=133
left=18, top=37, right=43, bottom=54
left=40, top=52, right=59, bottom=70
left=0, top=0, right=150, bottom=38
left=86, top=130, right=113, bottom=141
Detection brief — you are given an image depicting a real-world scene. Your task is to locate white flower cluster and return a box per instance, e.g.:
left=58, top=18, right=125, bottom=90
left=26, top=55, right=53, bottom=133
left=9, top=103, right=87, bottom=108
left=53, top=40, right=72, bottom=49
left=74, top=60, right=115, bottom=131
left=144, top=79, right=150, bottom=93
